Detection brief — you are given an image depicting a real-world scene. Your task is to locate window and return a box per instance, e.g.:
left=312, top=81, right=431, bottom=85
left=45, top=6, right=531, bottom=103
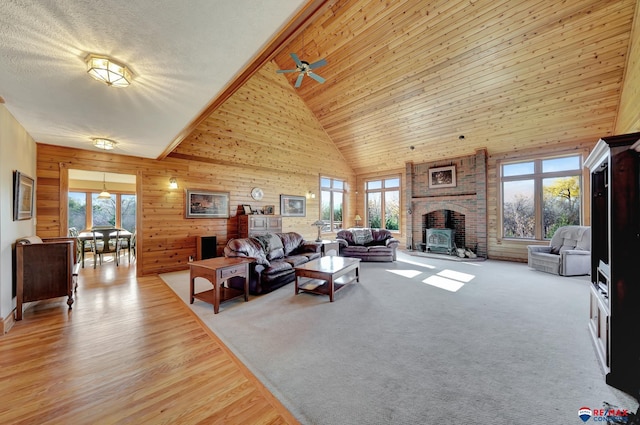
left=120, top=194, right=137, bottom=232
left=320, top=177, right=344, bottom=232
left=365, top=177, right=400, bottom=231
left=68, top=192, right=87, bottom=231
left=92, top=193, right=116, bottom=227
left=68, top=191, right=136, bottom=231
left=501, top=154, right=581, bottom=240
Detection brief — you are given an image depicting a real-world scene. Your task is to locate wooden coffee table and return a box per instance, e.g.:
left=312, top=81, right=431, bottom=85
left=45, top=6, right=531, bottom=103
left=294, top=256, right=361, bottom=302
left=189, top=257, right=252, bottom=313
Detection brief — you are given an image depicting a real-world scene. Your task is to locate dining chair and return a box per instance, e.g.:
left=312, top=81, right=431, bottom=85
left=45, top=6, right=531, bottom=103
left=92, top=228, right=122, bottom=267
left=114, top=229, right=130, bottom=264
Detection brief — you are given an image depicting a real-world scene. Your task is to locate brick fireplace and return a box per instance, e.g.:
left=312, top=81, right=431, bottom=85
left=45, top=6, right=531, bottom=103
left=405, top=149, right=488, bottom=257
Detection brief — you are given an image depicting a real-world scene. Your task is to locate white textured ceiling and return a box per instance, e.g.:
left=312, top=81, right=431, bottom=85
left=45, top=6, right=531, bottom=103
left=0, top=0, right=307, bottom=158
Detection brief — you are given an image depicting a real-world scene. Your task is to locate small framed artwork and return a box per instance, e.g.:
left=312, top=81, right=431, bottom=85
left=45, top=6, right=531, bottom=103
left=13, top=171, right=34, bottom=221
left=264, top=205, right=275, bottom=215
left=280, top=195, right=306, bottom=217
left=242, top=204, right=252, bottom=215
left=428, top=165, right=456, bottom=188
left=185, top=189, right=230, bottom=218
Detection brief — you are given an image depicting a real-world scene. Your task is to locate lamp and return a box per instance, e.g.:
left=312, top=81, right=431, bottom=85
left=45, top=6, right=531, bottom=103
left=85, top=54, right=133, bottom=88
left=169, top=177, right=178, bottom=189
left=97, top=173, right=111, bottom=199
left=92, top=138, right=117, bottom=150
left=354, top=214, right=362, bottom=227
left=307, top=191, right=316, bottom=199
left=311, top=220, right=325, bottom=242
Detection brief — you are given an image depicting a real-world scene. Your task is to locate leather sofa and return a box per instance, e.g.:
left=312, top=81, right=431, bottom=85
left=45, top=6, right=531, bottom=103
left=223, top=232, right=321, bottom=294
left=336, top=228, right=399, bottom=262
left=527, top=225, right=591, bottom=276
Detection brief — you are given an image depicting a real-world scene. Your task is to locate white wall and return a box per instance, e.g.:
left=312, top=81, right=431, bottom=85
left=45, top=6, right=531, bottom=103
left=0, top=105, right=36, bottom=323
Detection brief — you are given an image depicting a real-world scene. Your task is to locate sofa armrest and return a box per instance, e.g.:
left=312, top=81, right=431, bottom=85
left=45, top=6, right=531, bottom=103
left=560, top=249, right=590, bottom=276
left=561, top=249, right=590, bottom=256
left=336, top=238, right=348, bottom=248
left=527, top=245, right=552, bottom=254
left=224, top=249, right=270, bottom=267
left=301, top=241, right=322, bottom=254
left=385, top=238, right=400, bottom=248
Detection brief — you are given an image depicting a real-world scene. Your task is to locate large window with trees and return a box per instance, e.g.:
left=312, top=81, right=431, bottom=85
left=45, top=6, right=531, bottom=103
left=68, top=192, right=136, bottom=232
left=320, top=177, right=344, bottom=232
left=501, top=154, right=581, bottom=240
left=68, top=192, right=87, bottom=231
left=365, top=177, right=400, bottom=231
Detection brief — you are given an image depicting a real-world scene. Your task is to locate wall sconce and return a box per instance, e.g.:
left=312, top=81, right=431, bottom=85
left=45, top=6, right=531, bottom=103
left=169, top=177, right=178, bottom=189
left=354, top=214, right=362, bottom=227
left=85, top=54, right=133, bottom=88
left=307, top=191, right=316, bottom=199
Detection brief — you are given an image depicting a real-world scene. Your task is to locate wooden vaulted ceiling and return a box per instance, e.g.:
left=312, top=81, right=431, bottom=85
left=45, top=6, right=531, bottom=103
left=174, top=0, right=637, bottom=176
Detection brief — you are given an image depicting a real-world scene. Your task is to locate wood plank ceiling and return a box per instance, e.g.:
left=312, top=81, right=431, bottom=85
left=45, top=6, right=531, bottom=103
left=181, top=0, right=637, bottom=176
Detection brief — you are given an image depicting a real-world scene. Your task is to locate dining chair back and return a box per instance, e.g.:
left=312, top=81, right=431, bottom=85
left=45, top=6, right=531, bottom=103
left=91, top=228, right=119, bottom=267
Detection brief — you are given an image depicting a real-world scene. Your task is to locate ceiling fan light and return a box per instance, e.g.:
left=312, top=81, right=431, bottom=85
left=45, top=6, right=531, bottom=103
left=92, top=138, right=117, bottom=150
left=85, top=54, right=132, bottom=88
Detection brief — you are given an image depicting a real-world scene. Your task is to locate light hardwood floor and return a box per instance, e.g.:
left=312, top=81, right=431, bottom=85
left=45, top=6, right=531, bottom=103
left=0, top=255, right=299, bottom=425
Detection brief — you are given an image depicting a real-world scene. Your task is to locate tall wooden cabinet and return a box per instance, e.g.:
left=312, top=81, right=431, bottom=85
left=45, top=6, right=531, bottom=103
left=584, top=132, right=640, bottom=397
left=238, top=215, right=282, bottom=238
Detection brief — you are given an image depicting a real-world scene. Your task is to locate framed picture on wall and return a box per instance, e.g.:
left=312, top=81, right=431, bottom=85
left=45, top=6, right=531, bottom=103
left=428, top=165, right=456, bottom=188
left=13, top=171, right=34, bottom=221
left=185, top=189, right=230, bottom=218
left=280, top=195, right=305, bottom=217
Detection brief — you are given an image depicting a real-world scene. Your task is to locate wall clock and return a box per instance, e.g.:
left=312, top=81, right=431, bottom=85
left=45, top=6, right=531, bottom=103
left=251, top=187, right=264, bottom=201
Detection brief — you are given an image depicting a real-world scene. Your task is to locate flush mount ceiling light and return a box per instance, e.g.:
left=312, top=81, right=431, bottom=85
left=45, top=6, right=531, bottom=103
left=92, top=138, right=117, bottom=150
left=85, top=54, right=132, bottom=88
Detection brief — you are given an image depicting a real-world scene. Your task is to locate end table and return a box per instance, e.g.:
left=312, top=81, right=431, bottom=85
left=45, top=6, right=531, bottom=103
left=189, top=257, right=252, bottom=313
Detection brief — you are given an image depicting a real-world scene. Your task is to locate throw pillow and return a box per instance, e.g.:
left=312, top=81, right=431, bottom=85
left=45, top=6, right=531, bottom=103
left=255, top=233, right=284, bottom=260
left=352, top=228, right=373, bottom=245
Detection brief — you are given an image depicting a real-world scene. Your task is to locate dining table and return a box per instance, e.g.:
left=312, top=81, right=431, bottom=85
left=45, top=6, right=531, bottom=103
left=78, top=227, right=133, bottom=267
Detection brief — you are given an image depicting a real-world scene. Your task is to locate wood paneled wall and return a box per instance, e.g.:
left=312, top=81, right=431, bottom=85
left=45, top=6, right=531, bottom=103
left=171, top=62, right=354, bottom=178
left=36, top=64, right=356, bottom=276
left=616, top=0, right=640, bottom=133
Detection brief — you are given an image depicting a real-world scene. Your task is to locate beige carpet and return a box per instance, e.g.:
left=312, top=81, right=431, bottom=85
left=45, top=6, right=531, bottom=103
left=161, top=251, right=638, bottom=425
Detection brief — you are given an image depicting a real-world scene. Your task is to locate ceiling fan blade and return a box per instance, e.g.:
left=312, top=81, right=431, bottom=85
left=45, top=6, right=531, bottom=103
left=276, top=69, right=299, bottom=73
left=294, top=73, right=304, bottom=88
left=308, top=72, right=325, bottom=84
left=308, top=58, right=327, bottom=69
left=290, top=53, right=303, bottom=67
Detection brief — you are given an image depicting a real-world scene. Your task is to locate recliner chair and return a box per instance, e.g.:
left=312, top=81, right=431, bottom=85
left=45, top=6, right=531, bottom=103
left=527, top=225, right=591, bottom=276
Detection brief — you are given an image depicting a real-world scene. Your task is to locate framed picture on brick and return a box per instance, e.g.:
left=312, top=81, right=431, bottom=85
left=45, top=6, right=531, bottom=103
left=428, top=165, right=456, bottom=188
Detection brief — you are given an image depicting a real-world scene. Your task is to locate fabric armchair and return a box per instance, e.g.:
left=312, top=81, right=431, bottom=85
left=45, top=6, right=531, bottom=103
left=527, top=225, right=590, bottom=276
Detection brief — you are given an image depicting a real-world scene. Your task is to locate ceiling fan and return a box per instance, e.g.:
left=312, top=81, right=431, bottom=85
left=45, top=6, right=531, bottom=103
left=276, top=53, right=327, bottom=88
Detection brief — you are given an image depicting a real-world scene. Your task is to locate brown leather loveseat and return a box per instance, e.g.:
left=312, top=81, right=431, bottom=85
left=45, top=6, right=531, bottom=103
left=336, top=228, right=399, bottom=262
left=224, top=232, right=321, bottom=294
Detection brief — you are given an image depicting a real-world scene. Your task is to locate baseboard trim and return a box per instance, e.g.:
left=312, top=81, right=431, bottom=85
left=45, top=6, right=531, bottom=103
left=1, top=309, right=16, bottom=335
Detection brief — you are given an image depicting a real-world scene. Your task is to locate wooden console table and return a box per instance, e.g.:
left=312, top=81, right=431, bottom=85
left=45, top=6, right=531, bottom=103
left=189, top=257, right=252, bottom=314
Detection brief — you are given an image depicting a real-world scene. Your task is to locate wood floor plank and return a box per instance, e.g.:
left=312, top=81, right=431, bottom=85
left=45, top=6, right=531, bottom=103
left=0, top=258, right=299, bottom=425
